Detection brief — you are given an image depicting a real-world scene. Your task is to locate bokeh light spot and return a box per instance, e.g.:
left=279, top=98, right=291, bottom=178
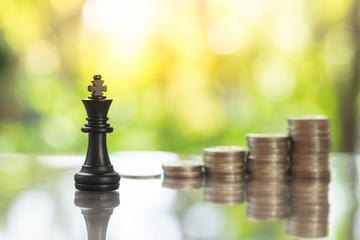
left=273, top=16, right=311, bottom=53
left=8, top=190, right=55, bottom=239
left=207, top=19, right=242, bottom=55
left=41, top=114, right=77, bottom=149
left=183, top=204, right=225, bottom=239
left=25, top=40, right=59, bottom=76
left=259, top=65, right=296, bottom=101
left=323, top=26, right=354, bottom=66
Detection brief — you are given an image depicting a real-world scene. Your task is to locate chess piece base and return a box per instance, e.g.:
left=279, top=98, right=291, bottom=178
left=75, top=182, right=120, bottom=192
left=75, top=167, right=120, bottom=191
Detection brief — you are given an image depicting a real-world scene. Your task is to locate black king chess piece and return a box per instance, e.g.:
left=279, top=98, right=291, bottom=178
left=74, top=74, right=120, bottom=191
left=75, top=191, right=120, bottom=240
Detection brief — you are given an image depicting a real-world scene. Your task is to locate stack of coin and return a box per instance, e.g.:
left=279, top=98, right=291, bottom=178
left=246, top=133, right=289, bottom=180
left=246, top=179, right=289, bottom=221
left=288, top=116, right=331, bottom=179
left=203, top=178, right=246, bottom=205
left=203, top=146, right=246, bottom=180
left=162, top=177, right=203, bottom=191
left=286, top=179, right=329, bottom=238
left=162, top=161, right=203, bottom=178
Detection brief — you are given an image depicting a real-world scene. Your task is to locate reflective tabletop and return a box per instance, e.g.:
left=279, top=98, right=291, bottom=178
left=0, top=152, right=358, bottom=240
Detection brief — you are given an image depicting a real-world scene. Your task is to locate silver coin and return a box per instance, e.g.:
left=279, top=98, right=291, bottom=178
left=247, top=142, right=289, bottom=149
left=248, top=149, right=289, bottom=155
left=162, top=160, right=203, bottom=171
left=247, top=133, right=289, bottom=142
left=203, top=155, right=245, bottom=163
left=205, top=162, right=245, bottom=171
left=287, top=115, right=330, bottom=123
left=120, top=173, right=162, bottom=179
left=248, top=173, right=289, bottom=181
left=247, top=154, right=289, bottom=161
left=203, top=195, right=245, bottom=206
left=162, top=177, right=203, bottom=190
left=290, top=170, right=330, bottom=180
left=206, top=172, right=245, bottom=181
left=204, top=145, right=246, bottom=153
left=205, top=166, right=246, bottom=174
left=205, top=178, right=246, bottom=188
left=246, top=206, right=288, bottom=221
left=163, top=170, right=203, bottom=178
left=291, top=153, right=329, bottom=161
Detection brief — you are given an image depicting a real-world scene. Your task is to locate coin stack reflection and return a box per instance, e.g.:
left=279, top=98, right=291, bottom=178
left=288, top=116, right=331, bottom=179
left=162, top=177, right=203, bottom=191
left=203, top=178, right=246, bottom=205
left=286, top=179, right=329, bottom=238
left=247, top=134, right=289, bottom=180
left=246, top=179, right=289, bottom=221
left=203, top=146, right=246, bottom=180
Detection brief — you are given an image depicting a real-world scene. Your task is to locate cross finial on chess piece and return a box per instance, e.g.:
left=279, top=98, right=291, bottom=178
left=88, top=74, right=107, bottom=98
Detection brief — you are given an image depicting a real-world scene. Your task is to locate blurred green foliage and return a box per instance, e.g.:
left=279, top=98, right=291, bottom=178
left=0, top=0, right=358, bottom=153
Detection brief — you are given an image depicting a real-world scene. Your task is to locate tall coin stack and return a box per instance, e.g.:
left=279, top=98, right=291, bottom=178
left=246, top=134, right=289, bottom=180
left=286, top=179, right=329, bottom=238
left=288, top=116, right=331, bottom=179
left=203, top=146, right=246, bottom=181
left=246, top=179, right=289, bottom=221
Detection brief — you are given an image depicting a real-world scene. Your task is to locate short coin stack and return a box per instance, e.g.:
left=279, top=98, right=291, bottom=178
left=286, top=179, right=329, bottom=238
left=162, top=161, right=203, bottom=178
left=203, top=146, right=246, bottom=181
left=246, top=133, right=289, bottom=180
left=203, top=178, right=246, bottom=205
left=288, top=116, right=331, bottom=179
left=246, top=179, right=289, bottom=221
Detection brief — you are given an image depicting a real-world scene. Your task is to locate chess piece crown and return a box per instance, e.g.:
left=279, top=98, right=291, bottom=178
left=88, top=74, right=107, bottom=99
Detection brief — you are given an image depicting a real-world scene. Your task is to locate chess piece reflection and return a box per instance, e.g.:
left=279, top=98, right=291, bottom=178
left=286, top=179, right=329, bottom=238
left=203, top=177, right=246, bottom=206
left=75, top=191, right=120, bottom=240
left=246, top=178, right=289, bottom=221
left=74, top=74, right=120, bottom=191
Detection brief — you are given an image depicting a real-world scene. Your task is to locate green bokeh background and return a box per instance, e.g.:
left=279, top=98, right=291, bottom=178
left=0, top=0, right=358, bottom=154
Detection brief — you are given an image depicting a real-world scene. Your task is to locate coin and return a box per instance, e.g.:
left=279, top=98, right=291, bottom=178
left=245, top=178, right=290, bottom=222
left=203, top=195, right=245, bottom=205
left=203, top=145, right=247, bottom=179
left=247, top=154, right=288, bottom=162
left=204, top=145, right=246, bottom=154
left=246, top=206, right=288, bottom=221
left=162, top=177, right=203, bottom=190
left=247, top=142, right=289, bottom=149
left=206, top=172, right=245, bottom=181
left=203, top=155, right=245, bottom=163
left=163, top=170, right=203, bottom=178
left=291, top=153, right=329, bottom=161
left=287, top=116, right=332, bottom=179
left=204, top=178, right=245, bottom=205
left=286, top=178, right=329, bottom=239
left=120, top=173, right=162, bottom=179
left=246, top=133, right=290, bottom=180
left=287, top=115, right=330, bottom=124
left=246, top=133, right=289, bottom=144
left=205, top=163, right=245, bottom=173
left=162, top=161, right=204, bottom=178
left=162, top=161, right=203, bottom=171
